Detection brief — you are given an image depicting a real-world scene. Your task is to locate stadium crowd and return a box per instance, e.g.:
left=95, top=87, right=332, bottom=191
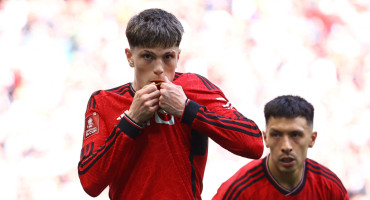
left=0, top=0, right=369, bottom=199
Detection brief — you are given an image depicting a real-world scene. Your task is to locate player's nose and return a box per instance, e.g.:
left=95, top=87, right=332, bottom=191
left=281, top=135, right=293, bottom=153
left=154, top=61, right=164, bottom=75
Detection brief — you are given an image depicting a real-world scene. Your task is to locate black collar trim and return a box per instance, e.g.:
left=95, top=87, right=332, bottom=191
left=263, top=155, right=307, bottom=196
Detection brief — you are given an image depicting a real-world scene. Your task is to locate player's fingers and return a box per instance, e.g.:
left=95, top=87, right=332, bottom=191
left=135, top=86, right=159, bottom=102
left=160, top=76, right=174, bottom=90
left=136, top=83, right=156, bottom=95
left=142, top=96, right=159, bottom=108
left=147, top=89, right=160, bottom=99
left=142, top=83, right=157, bottom=93
left=150, top=104, right=159, bottom=112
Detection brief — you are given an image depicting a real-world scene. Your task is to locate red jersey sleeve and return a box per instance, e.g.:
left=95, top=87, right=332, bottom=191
left=77, top=90, right=142, bottom=197
left=177, top=73, right=264, bottom=159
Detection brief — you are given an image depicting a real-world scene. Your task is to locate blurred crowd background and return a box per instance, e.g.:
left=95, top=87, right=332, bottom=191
left=1, top=0, right=369, bottom=199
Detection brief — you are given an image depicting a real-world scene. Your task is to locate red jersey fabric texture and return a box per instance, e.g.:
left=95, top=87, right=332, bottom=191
left=78, top=72, right=264, bottom=200
left=213, top=156, right=349, bottom=200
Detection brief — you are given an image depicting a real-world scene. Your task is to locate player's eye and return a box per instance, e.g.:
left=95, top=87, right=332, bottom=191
left=143, top=54, right=154, bottom=60
left=164, top=54, right=174, bottom=60
left=270, top=132, right=280, bottom=138
left=291, top=131, right=302, bottom=138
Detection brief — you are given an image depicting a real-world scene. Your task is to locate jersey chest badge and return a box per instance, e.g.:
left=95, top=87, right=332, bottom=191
left=154, top=109, right=175, bottom=125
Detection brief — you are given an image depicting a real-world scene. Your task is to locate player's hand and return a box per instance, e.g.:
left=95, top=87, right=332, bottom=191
left=127, top=83, right=160, bottom=125
left=159, top=76, right=187, bottom=118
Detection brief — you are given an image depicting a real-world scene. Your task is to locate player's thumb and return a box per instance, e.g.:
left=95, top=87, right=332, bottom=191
left=164, top=76, right=171, bottom=83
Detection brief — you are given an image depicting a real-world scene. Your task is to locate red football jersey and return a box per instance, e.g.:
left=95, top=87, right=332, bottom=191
left=213, top=156, right=349, bottom=200
left=78, top=72, right=264, bottom=200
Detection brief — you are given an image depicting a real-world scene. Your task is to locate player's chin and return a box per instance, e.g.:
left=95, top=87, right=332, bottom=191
left=278, top=157, right=296, bottom=169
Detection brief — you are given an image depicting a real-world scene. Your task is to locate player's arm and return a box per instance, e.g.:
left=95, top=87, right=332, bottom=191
left=77, top=92, right=143, bottom=197
left=161, top=74, right=263, bottom=159
left=183, top=97, right=263, bottom=158
left=183, top=75, right=263, bottom=159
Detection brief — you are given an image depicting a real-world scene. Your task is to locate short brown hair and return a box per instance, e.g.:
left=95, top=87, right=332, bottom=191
left=125, top=8, right=184, bottom=49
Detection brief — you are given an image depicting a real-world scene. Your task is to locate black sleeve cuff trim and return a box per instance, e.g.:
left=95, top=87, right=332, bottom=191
left=118, top=116, right=142, bottom=139
left=181, top=100, right=200, bottom=126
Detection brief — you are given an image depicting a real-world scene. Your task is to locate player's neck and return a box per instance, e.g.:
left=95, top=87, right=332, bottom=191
left=277, top=170, right=303, bottom=190
left=131, top=82, right=139, bottom=92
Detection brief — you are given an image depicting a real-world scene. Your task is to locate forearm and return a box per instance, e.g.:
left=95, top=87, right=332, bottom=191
left=78, top=114, right=142, bottom=196
left=181, top=100, right=264, bottom=159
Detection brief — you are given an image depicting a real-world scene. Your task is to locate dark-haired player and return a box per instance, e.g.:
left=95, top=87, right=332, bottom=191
left=213, top=95, right=349, bottom=200
left=77, top=8, right=263, bottom=200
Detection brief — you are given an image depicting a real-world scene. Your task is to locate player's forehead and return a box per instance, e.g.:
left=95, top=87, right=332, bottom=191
left=266, top=116, right=310, bottom=133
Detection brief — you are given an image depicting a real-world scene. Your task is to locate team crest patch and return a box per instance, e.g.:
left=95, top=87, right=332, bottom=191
left=155, top=109, right=175, bottom=125
left=84, top=112, right=99, bottom=139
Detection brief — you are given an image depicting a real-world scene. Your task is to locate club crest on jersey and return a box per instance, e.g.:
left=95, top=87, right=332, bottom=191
left=155, top=109, right=175, bottom=125
left=84, top=112, right=99, bottom=139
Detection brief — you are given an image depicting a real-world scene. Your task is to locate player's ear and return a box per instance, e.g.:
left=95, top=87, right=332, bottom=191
left=308, top=131, right=317, bottom=148
left=177, top=49, right=181, bottom=60
left=262, top=131, right=269, bottom=148
left=125, top=48, right=134, bottom=67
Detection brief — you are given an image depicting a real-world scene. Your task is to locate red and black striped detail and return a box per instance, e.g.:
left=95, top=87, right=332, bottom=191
left=78, top=117, right=141, bottom=175
left=174, top=72, right=182, bottom=80
left=306, top=159, right=347, bottom=196
left=222, top=162, right=265, bottom=200
left=197, top=107, right=261, bottom=137
left=86, top=84, right=133, bottom=110
left=80, top=142, right=94, bottom=160
left=194, top=74, right=220, bottom=91
left=87, top=90, right=101, bottom=110
left=182, top=100, right=261, bottom=137
left=106, top=84, right=133, bottom=96
left=78, top=125, right=120, bottom=175
left=189, top=130, right=208, bottom=200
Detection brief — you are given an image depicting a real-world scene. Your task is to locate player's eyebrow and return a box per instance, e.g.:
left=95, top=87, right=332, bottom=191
left=142, top=49, right=177, bottom=55
left=269, top=128, right=303, bottom=134
left=269, top=128, right=281, bottom=134
left=142, top=50, right=156, bottom=55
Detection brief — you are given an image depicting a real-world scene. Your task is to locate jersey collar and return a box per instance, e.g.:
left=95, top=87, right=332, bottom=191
left=263, top=155, right=307, bottom=196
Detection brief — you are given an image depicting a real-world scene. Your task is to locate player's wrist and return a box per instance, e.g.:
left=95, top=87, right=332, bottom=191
left=179, top=98, right=189, bottom=119
left=124, top=110, right=145, bottom=128
left=175, top=98, right=188, bottom=118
